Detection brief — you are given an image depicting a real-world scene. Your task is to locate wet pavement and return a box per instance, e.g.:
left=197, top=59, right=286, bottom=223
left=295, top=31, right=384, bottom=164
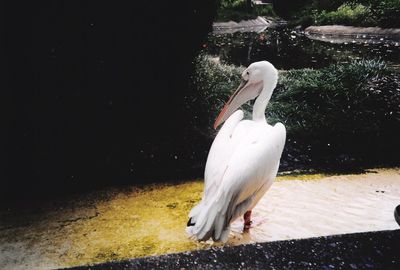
left=63, top=229, right=400, bottom=270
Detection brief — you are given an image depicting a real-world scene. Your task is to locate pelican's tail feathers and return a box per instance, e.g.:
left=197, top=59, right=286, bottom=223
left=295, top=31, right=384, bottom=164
left=188, top=201, right=203, bottom=220
left=187, top=200, right=204, bottom=227
left=186, top=192, right=231, bottom=242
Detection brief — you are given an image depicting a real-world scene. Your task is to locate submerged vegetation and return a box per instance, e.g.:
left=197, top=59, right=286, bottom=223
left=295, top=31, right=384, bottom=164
left=190, top=55, right=400, bottom=169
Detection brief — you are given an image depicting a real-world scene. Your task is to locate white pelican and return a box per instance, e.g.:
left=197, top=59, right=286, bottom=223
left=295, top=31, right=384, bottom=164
left=187, top=61, right=286, bottom=242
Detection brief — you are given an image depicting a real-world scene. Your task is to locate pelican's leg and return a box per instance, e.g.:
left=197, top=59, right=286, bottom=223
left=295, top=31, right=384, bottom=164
left=243, top=210, right=252, bottom=232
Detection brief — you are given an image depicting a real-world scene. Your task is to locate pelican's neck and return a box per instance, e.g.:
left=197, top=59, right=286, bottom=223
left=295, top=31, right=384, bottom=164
left=252, top=76, right=277, bottom=123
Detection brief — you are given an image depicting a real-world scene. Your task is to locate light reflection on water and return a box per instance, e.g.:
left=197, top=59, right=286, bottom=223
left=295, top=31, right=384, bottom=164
left=203, top=27, right=400, bottom=70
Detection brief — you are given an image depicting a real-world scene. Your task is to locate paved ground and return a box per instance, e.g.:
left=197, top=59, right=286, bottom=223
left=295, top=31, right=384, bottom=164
left=63, top=229, right=400, bottom=270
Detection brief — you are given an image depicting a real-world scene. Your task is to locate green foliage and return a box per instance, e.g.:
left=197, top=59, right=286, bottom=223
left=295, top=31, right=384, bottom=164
left=270, top=59, right=393, bottom=135
left=218, top=0, right=400, bottom=27
left=216, top=0, right=276, bottom=22
left=191, top=54, right=243, bottom=108
left=254, top=4, right=276, bottom=17
left=370, top=0, right=400, bottom=27
left=219, top=0, right=247, bottom=9
left=272, top=0, right=312, bottom=19
left=188, top=54, right=246, bottom=131
left=314, top=4, right=376, bottom=26
left=269, top=59, right=399, bottom=165
left=291, top=0, right=400, bottom=27
left=191, top=55, right=400, bottom=166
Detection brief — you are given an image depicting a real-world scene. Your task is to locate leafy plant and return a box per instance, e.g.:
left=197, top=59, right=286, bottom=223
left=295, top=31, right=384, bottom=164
left=289, top=0, right=400, bottom=27
left=270, top=59, right=399, bottom=168
left=216, top=0, right=276, bottom=22
left=370, top=0, right=400, bottom=27
left=315, top=4, right=375, bottom=26
left=187, top=54, right=245, bottom=133
left=190, top=55, right=400, bottom=168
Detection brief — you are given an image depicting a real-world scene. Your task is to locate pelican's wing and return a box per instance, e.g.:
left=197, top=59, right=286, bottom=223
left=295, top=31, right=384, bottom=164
left=204, top=110, right=244, bottom=198
left=188, top=110, right=244, bottom=220
left=218, top=122, right=286, bottom=219
left=190, top=122, right=286, bottom=242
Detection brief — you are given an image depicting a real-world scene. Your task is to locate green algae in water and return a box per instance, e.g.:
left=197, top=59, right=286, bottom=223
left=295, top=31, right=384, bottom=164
left=0, top=173, right=346, bottom=268
left=57, top=181, right=208, bottom=267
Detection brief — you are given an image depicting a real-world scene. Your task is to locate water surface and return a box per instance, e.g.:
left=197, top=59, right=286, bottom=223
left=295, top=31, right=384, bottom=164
left=204, top=27, right=400, bottom=70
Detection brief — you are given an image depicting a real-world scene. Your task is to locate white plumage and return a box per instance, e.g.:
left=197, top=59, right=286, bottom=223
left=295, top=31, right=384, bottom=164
left=187, top=61, right=286, bottom=242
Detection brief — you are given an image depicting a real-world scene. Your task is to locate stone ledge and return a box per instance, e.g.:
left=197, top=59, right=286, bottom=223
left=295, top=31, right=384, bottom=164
left=305, top=25, right=400, bottom=37
left=62, top=229, right=400, bottom=270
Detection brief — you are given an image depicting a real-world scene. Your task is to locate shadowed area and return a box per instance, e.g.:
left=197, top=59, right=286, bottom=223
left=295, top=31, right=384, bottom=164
left=3, top=0, right=217, bottom=201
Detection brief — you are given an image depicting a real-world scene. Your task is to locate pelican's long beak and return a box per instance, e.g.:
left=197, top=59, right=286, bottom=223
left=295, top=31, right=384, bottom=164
left=213, top=79, right=263, bottom=129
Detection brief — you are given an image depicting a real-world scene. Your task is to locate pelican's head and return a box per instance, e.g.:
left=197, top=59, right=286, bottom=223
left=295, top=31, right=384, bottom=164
left=214, top=61, right=278, bottom=129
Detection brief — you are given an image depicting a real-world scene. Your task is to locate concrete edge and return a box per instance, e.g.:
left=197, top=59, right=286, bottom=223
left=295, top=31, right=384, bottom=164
left=61, top=229, right=400, bottom=270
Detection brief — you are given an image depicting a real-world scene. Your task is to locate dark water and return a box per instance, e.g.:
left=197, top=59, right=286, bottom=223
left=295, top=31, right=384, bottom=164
left=204, top=27, right=400, bottom=69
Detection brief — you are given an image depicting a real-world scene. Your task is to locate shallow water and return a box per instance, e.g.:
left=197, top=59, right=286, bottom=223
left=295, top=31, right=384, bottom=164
left=228, top=168, right=400, bottom=245
left=0, top=168, right=399, bottom=269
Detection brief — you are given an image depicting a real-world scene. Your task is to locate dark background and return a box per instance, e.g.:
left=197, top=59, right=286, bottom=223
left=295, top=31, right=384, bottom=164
left=3, top=1, right=217, bottom=201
